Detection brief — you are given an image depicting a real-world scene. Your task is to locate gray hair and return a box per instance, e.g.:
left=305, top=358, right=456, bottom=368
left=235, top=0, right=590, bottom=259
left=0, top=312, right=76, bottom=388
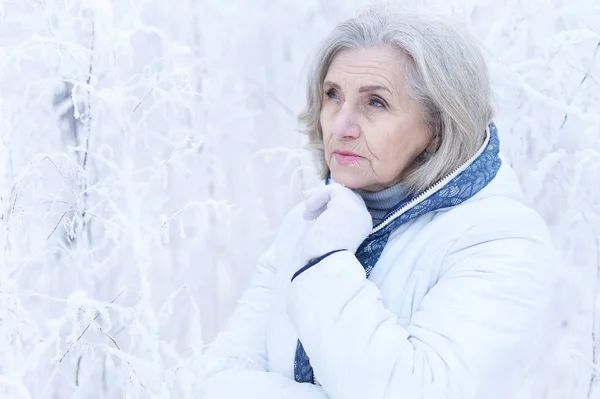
left=298, top=6, right=493, bottom=194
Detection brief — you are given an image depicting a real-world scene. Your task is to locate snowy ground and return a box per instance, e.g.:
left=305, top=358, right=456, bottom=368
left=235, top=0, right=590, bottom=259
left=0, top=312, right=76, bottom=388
left=0, top=0, right=598, bottom=397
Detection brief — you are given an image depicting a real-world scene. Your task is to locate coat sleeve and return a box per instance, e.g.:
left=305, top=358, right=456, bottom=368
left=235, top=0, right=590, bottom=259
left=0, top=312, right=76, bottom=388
left=199, top=242, right=330, bottom=399
left=286, top=210, right=557, bottom=399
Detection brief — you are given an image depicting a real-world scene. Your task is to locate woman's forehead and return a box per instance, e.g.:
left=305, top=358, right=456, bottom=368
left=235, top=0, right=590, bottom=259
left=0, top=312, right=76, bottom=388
left=325, top=47, right=408, bottom=91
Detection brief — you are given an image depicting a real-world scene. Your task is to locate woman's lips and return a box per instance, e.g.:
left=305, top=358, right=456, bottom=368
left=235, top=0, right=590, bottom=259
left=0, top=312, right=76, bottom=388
left=333, top=151, right=364, bottom=165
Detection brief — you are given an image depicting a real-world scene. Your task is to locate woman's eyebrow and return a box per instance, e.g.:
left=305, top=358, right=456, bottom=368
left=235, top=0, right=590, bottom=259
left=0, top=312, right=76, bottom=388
left=323, top=80, right=392, bottom=95
left=358, top=85, right=392, bottom=95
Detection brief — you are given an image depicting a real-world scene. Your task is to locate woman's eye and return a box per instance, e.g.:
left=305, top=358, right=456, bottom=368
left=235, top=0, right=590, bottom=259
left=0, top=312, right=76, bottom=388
left=369, top=97, right=385, bottom=108
left=325, top=88, right=339, bottom=99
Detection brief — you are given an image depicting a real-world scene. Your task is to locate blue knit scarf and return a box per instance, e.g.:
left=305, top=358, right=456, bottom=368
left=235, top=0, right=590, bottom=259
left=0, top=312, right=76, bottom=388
left=293, top=122, right=502, bottom=384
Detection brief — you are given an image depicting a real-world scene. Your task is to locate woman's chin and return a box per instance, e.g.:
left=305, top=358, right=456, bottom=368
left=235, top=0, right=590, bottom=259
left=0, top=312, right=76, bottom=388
left=329, top=171, right=366, bottom=190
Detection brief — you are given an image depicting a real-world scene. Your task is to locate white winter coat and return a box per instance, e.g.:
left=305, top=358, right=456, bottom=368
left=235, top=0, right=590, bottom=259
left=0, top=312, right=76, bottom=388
left=199, top=150, right=557, bottom=398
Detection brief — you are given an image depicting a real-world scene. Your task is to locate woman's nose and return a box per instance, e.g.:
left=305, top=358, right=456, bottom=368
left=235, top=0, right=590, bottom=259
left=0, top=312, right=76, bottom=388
left=331, top=107, right=360, bottom=139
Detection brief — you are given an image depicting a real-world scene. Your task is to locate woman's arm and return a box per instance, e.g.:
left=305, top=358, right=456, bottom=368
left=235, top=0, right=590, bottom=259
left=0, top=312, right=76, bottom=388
left=287, top=210, right=557, bottom=399
left=199, top=243, right=329, bottom=399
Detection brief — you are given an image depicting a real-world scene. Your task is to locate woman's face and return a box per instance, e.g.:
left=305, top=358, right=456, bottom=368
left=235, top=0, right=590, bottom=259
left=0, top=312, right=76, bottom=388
left=320, top=46, right=433, bottom=192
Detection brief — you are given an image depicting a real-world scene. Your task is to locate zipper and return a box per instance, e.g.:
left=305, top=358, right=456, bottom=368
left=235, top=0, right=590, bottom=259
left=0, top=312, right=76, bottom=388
left=371, top=127, right=491, bottom=235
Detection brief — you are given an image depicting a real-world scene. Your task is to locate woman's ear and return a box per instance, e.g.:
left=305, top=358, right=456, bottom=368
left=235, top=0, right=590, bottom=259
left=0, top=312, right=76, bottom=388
left=415, top=132, right=440, bottom=164
left=426, top=133, right=441, bottom=155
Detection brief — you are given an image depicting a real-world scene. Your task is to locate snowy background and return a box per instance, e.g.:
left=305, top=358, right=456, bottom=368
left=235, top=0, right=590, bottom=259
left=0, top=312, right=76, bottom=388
left=0, top=0, right=598, bottom=397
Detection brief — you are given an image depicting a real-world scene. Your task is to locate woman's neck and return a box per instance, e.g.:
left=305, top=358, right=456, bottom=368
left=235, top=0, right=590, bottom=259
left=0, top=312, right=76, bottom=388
left=353, top=182, right=410, bottom=226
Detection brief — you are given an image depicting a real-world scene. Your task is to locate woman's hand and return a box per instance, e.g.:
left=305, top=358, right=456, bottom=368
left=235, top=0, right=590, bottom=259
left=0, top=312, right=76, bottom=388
left=301, top=183, right=372, bottom=262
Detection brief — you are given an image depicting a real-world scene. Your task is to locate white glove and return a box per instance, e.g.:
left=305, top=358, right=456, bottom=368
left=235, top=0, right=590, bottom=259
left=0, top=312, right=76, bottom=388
left=301, top=183, right=373, bottom=262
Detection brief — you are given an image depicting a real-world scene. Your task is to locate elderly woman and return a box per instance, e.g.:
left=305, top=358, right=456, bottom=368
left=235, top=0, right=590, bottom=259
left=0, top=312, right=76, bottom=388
left=199, top=7, right=556, bottom=399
